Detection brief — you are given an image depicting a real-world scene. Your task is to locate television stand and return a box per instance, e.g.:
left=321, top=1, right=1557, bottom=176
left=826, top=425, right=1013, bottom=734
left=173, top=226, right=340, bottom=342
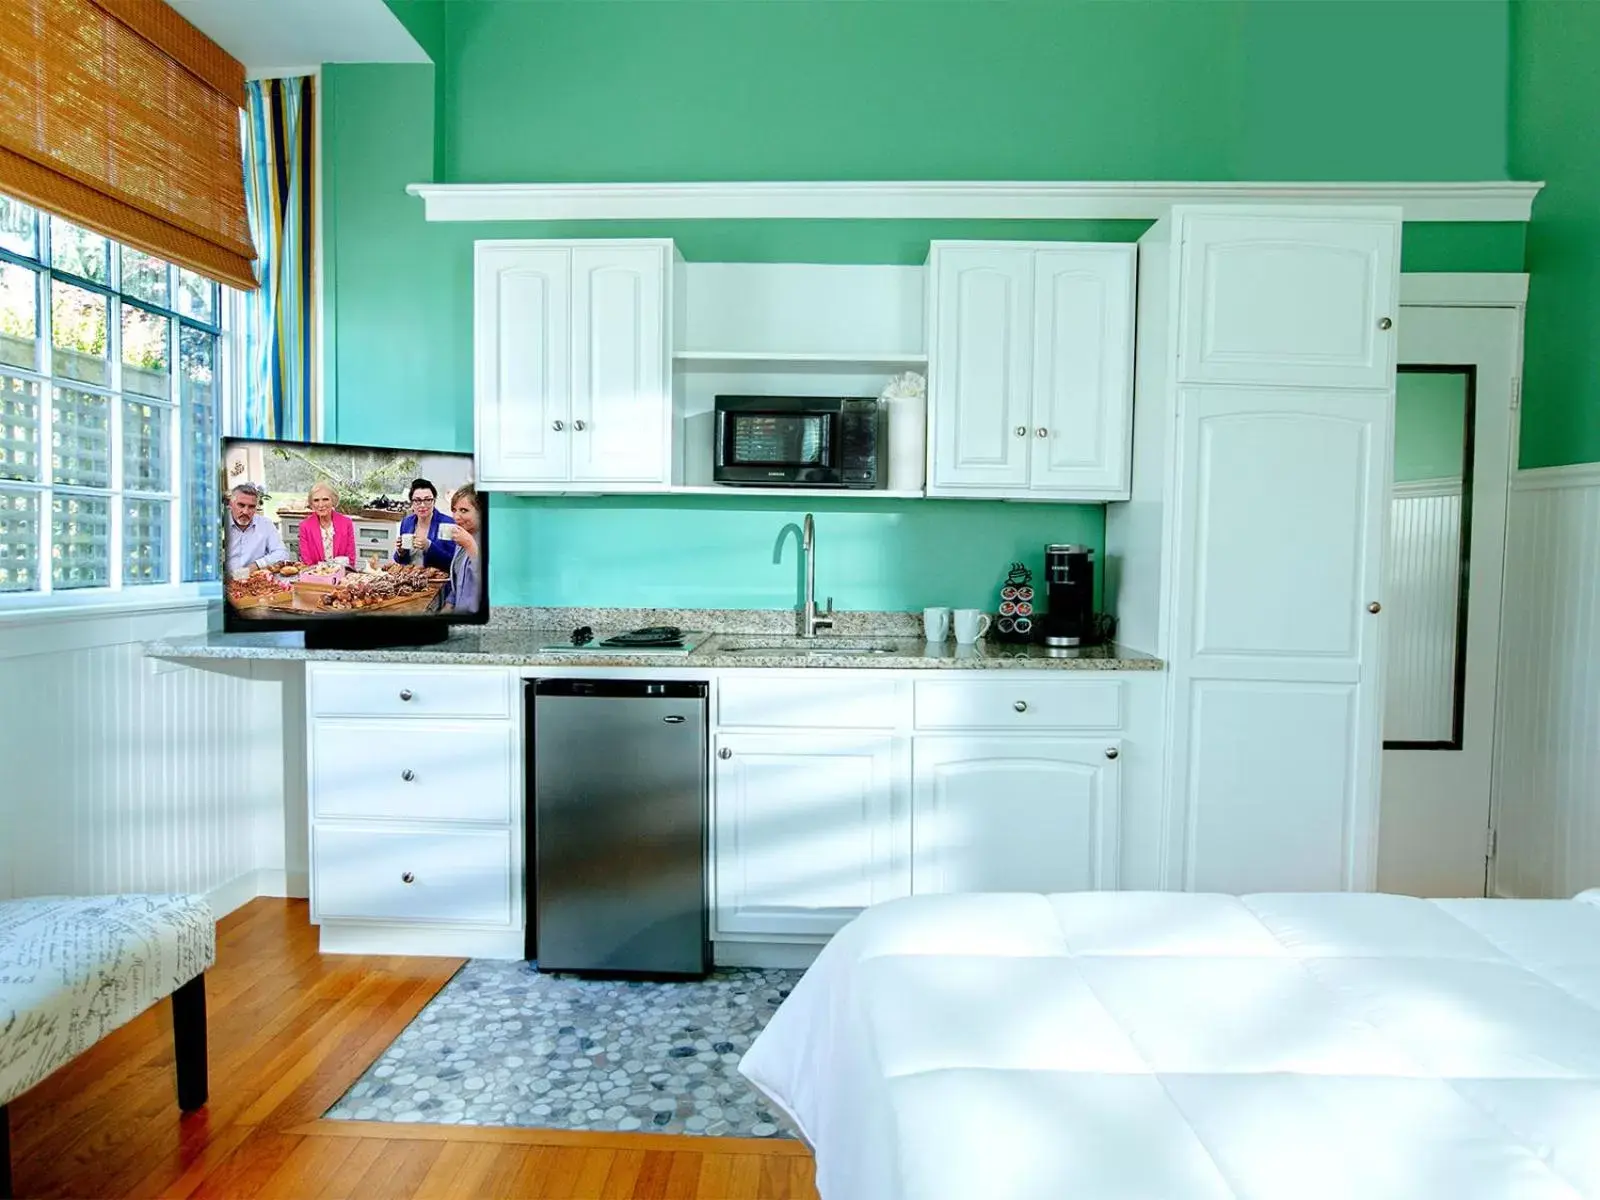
left=303, top=623, right=450, bottom=651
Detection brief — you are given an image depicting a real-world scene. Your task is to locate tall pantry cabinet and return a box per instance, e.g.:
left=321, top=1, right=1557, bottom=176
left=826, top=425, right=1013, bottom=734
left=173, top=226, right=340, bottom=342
left=1107, top=206, right=1401, bottom=895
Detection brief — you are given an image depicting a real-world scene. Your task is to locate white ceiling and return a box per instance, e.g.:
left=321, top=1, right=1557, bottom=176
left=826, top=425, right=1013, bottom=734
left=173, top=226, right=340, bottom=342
left=169, top=0, right=430, bottom=76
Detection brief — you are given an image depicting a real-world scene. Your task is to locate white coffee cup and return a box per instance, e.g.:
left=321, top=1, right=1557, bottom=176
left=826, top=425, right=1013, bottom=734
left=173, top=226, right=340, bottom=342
left=436, top=524, right=455, bottom=543
left=399, top=532, right=414, bottom=551
left=923, top=606, right=951, bottom=642
left=953, top=609, right=992, bottom=644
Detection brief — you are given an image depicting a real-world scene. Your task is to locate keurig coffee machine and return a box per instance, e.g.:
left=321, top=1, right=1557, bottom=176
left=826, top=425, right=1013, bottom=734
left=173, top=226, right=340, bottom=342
left=1042, top=543, right=1095, bottom=647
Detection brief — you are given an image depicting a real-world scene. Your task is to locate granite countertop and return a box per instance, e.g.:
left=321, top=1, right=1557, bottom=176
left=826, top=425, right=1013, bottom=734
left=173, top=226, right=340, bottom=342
left=144, top=624, right=1162, bottom=671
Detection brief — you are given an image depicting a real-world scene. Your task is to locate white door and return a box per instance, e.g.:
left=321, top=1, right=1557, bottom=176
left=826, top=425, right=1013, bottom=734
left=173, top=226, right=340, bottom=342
left=569, top=244, right=669, bottom=485
left=473, top=244, right=570, bottom=485
left=1170, top=385, right=1390, bottom=893
left=1029, top=246, right=1136, bottom=497
left=911, top=737, right=1120, bottom=894
left=927, top=246, right=1033, bottom=493
left=1177, top=208, right=1400, bottom=390
left=713, top=733, right=907, bottom=938
left=1378, top=306, right=1517, bottom=898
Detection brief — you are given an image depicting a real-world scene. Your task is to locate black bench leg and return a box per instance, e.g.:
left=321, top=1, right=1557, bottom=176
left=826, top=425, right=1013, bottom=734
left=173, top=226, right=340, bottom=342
left=172, top=974, right=208, bottom=1112
left=1, top=1101, right=11, bottom=1200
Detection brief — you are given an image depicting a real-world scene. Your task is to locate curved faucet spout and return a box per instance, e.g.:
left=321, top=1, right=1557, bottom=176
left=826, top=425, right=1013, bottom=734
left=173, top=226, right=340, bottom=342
left=799, top=512, right=833, bottom=638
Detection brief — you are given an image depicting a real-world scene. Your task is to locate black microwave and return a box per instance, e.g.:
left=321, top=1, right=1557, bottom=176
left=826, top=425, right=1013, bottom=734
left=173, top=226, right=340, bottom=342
left=713, top=395, right=884, bottom=488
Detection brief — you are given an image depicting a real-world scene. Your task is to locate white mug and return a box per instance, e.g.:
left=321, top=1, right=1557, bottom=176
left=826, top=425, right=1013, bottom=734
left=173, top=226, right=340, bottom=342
left=953, top=609, right=992, bottom=644
left=399, top=532, right=415, bottom=551
left=923, top=606, right=951, bottom=642
left=436, top=524, right=455, bottom=543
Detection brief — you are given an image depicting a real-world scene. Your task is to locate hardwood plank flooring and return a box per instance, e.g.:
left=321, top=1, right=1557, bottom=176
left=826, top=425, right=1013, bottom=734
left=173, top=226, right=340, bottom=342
left=7, top=898, right=817, bottom=1199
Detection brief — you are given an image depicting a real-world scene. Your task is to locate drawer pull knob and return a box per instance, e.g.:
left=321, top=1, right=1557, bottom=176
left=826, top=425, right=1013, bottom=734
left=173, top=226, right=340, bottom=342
left=1013, top=700, right=1028, bottom=713
left=399, top=689, right=414, bottom=702
left=718, top=747, right=733, bottom=760
left=401, top=769, right=415, bottom=782
left=401, top=871, right=416, bottom=884
left=1105, top=747, right=1119, bottom=760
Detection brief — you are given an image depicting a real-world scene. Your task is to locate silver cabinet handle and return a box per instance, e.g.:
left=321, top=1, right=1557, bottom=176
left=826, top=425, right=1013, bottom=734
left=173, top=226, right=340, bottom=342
left=552, top=419, right=565, bottom=431
left=1105, top=747, right=1119, bottom=760
left=401, top=769, right=415, bottom=782
left=574, top=419, right=587, bottom=431
left=718, top=747, right=733, bottom=760
left=399, top=689, right=413, bottom=702
left=1015, top=426, right=1027, bottom=438
left=1036, top=428, right=1048, bottom=438
left=663, top=715, right=685, bottom=725
left=1013, top=700, right=1028, bottom=713
left=1368, top=602, right=1382, bottom=614
left=1378, top=317, right=1394, bottom=331
left=401, top=871, right=415, bottom=884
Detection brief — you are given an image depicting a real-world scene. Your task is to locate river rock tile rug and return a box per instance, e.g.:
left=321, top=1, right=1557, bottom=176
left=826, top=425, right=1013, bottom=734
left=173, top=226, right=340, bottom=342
left=326, top=961, right=803, bottom=1138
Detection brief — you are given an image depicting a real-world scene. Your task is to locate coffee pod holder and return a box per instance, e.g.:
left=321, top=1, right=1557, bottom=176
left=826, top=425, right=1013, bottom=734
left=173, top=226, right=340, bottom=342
left=992, top=561, right=1037, bottom=645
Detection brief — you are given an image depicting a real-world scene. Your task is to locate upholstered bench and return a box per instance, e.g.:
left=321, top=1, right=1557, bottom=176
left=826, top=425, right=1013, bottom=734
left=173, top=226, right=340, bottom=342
left=0, top=895, right=215, bottom=1198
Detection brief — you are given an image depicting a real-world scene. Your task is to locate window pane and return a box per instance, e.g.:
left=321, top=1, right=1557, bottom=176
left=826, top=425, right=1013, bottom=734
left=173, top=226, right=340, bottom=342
left=52, top=386, right=111, bottom=487
left=50, top=217, right=109, bottom=284
left=0, top=197, right=36, bottom=259
left=0, top=373, right=42, bottom=482
left=123, top=399, right=170, bottom=492
left=122, top=304, right=171, bottom=399
left=51, top=282, right=109, bottom=385
left=51, top=492, right=110, bottom=589
left=0, top=261, right=38, bottom=371
left=0, top=486, right=40, bottom=592
left=181, top=327, right=219, bottom=582
left=120, top=246, right=170, bottom=308
left=177, top=270, right=217, bottom=324
left=123, top=497, right=169, bottom=585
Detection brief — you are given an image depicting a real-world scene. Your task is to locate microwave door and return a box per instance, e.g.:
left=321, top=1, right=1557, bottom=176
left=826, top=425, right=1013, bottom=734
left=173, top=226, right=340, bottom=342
left=717, top=411, right=837, bottom=485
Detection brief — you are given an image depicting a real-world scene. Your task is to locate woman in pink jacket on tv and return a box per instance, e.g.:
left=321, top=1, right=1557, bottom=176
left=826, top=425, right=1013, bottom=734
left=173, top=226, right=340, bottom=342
left=297, top=481, right=358, bottom=567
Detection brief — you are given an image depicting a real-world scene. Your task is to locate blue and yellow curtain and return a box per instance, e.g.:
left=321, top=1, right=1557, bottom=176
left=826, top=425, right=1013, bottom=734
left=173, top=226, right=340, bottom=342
left=239, top=76, right=315, bottom=441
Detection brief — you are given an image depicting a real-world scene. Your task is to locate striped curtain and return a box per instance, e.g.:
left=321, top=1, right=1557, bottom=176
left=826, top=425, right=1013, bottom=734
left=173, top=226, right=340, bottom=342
left=238, top=76, right=315, bottom=440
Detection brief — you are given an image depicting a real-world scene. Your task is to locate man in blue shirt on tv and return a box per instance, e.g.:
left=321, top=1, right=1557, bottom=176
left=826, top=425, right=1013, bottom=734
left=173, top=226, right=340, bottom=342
left=225, top=483, right=291, bottom=575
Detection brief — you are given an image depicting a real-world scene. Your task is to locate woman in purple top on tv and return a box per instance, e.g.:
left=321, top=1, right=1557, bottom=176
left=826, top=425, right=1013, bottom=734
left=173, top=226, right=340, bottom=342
left=392, top=477, right=457, bottom=572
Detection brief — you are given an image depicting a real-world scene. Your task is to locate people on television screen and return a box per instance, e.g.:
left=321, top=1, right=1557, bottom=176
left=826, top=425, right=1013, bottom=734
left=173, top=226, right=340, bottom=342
left=298, top=482, right=357, bottom=568
left=438, top=483, right=481, bottom=613
left=225, top=483, right=290, bottom=575
left=393, top=477, right=457, bottom=572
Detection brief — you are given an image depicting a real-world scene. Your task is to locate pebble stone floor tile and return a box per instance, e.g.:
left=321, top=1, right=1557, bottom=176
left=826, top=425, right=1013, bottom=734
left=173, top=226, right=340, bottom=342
left=326, top=960, right=804, bottom=1138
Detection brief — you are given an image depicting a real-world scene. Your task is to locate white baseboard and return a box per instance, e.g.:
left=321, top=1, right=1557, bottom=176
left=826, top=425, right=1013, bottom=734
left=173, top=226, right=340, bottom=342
left=318, top=922, right=525, bottom=959
left=205, top=868, right=274, bottom=918
left=251, top=868, right=310, bottom=899
left=713, top=940, right=823, bottom=969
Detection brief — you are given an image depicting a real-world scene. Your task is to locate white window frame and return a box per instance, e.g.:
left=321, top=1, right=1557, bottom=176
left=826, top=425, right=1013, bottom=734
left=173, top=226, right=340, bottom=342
left=0, top=202, right=231, bottom=613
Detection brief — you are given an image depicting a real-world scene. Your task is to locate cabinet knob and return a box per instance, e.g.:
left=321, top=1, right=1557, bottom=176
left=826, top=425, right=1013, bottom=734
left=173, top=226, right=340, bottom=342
left=1105, top=747, right=1119, bottom=760
left=718, top=747, right=733, bottom=760
left=1378, top=317, right=1394, bottom=331
left=1013, top=700, right=1028, bottom=713
left=552, top=419, right=565, bottom=431
left=1036, top=428, right=1048, bottom=439
left=1368, top=601, right=1382, bottom=614
left=573, top=419, right=587, bottom=432
left=401, top=871, right=415, bottom=884
left=1015, top=426, right=1028, bottom=438
left=401, top=768, right=415, bottom=782
left=398, top=689, right=413, bottom=702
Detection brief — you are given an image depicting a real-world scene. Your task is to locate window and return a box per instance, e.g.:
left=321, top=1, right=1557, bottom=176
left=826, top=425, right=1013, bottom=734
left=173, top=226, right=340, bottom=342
left=0, top=193, right=226, bottom=596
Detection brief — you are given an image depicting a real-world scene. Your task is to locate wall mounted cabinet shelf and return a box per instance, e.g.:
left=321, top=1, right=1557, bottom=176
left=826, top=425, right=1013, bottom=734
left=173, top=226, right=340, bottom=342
left=673, top=351, right=928, bottom=371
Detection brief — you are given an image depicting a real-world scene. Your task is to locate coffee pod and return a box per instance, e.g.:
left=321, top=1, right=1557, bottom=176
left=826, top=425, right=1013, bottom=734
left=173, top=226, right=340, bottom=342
left=1017, top=601, right=1034, bottom=616
left=997, top=616, right=1016, bottom=634
left=1001, top=585, right=1019, bottom=601
left=1014, top=616, right=1033, bottom=634
left=1017, top=586, right=1035, bottom=602
left=999, top=600, right=1018, bottom=616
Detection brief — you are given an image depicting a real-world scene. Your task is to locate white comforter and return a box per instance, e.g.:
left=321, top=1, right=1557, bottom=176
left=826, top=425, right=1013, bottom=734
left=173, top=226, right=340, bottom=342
left=740, top=891, right=1600, bottom=1200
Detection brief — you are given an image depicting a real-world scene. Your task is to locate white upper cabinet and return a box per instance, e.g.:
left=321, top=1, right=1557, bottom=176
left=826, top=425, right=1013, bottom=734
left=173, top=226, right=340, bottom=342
left=1176, top=211, right=1399, bottom=390
left=474, top=240, right=672, bottom=490
left=927, top=242, right=1135, bottom=501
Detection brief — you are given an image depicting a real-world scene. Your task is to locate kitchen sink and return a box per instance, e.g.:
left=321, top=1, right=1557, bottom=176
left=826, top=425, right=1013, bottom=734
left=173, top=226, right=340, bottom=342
left=715, top=639, right=904, bottom=657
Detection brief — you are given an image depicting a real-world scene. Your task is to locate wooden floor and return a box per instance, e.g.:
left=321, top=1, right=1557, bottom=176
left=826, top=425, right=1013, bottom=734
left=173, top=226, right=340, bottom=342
left=8, top=899, right=818, bottom=1199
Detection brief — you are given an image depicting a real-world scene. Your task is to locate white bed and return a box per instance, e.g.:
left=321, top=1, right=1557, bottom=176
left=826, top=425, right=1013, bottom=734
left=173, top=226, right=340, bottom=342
left=739, top=890, right=1600, bottom=1200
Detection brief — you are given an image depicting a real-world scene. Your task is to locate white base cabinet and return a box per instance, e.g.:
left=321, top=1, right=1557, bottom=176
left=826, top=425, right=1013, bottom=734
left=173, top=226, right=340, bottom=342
left=912, top=738, right=1120, bottom=894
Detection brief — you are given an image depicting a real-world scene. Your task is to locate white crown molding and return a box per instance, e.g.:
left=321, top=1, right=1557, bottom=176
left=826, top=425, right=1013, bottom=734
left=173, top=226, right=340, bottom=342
left=406, top=180, right=1543, bottom=224
left=1393, top=477, right=1464, bottom=499
left=1512, top=462, right=1600, bottom=491
left=1400, top=273, right=1529, bottom=308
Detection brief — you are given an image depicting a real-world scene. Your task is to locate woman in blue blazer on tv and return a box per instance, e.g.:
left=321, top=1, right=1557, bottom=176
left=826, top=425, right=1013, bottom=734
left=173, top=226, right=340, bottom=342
left=392, top=477, right=457, bottom=572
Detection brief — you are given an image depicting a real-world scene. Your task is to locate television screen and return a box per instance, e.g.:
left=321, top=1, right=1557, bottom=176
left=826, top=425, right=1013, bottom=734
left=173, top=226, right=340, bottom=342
left=220, top=438, right=486, bottom=637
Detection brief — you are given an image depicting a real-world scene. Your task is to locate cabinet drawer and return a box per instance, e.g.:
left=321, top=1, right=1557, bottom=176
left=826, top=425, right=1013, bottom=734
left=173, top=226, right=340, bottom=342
left=309, top=665, right=511, bottom=720
left=914, top=678, right=1120, bottom=731
left=313, top=826, right=514, bottom=925
left=311, top=721, right=515, bottom=823
left=718, top=675, right=901, bottom=729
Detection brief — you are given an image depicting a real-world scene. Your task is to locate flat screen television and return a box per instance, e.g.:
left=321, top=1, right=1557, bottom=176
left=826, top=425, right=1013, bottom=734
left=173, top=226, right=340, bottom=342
left=220, top=438, right=486, bottom=648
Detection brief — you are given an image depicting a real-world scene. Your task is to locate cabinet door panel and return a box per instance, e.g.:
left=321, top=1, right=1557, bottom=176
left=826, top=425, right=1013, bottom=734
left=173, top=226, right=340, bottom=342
left=912, top=738, right=1119, bottom=895
left=714, top=734, right=907, bottom=938
left=474, top=246, right=570, bottom=484
left=1177, top=212, right=1399, bottom=390
left=570, top=245, right=668, bottom=484
left=1030, top=247, right=1135, bottom=497
left=928, top=247, right=1032, bottom=493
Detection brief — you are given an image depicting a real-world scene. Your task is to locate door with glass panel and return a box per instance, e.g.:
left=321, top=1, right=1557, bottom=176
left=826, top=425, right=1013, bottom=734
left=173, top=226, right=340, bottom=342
left=1377, top=306, right=1518, bottom=898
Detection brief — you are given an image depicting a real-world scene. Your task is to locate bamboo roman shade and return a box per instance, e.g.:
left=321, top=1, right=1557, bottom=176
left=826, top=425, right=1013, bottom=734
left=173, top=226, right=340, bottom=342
left=0, top=0, right=257, bottom=290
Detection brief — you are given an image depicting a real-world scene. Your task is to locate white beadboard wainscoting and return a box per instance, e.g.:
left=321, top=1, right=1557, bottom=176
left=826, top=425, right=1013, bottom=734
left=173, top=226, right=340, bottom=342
left=0, top=602, right=299, bottom=914
left=1384, top=480, right=1465, bottom=743
left=1493, top=464, right=1600, bottom=900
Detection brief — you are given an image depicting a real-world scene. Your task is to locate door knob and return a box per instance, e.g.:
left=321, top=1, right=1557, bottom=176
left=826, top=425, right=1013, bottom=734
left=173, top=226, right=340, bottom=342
left=398, top=689, right=413, bottom=702
left=1036, top=428, right=1048, bottom=438
left=401, top=769, right=415, bottom=782
left=552, top=419, right=565, bottom=431
left=1015, top=426, right=1027, bottom=438
left=1378, top=317, right=1393, bottom=331
left=1368, top=601, right=1382, bottom=614
left=718, top=747, right=733, bottom=760
left=1105, top=747, right=1119, bottom=760
left=574, top=419, right=587, bottom=431
left=401, top=871, right=415, bottom=884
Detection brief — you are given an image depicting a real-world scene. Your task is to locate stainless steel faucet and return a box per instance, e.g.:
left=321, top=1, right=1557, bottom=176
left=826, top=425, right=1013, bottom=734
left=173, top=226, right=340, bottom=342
left=801, top=513, right=833, bottom=638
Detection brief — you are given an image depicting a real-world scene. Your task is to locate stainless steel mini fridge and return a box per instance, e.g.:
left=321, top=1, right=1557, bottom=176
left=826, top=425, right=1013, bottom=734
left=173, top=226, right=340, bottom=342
left=528, top=679, right=710, bottom=977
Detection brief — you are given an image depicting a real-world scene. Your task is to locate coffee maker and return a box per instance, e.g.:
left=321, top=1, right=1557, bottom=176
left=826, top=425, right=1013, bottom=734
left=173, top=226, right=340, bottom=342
left=1041, top=544, right=1095, bottom=647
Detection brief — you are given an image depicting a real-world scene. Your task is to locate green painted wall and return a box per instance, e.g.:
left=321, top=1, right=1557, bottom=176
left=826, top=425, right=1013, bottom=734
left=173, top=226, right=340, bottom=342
left=1394, top=372, right=1469, bottom=483
left=328, top=1, right=1518, bottom=610
left=1511, top=0, right=1600, bottom=468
